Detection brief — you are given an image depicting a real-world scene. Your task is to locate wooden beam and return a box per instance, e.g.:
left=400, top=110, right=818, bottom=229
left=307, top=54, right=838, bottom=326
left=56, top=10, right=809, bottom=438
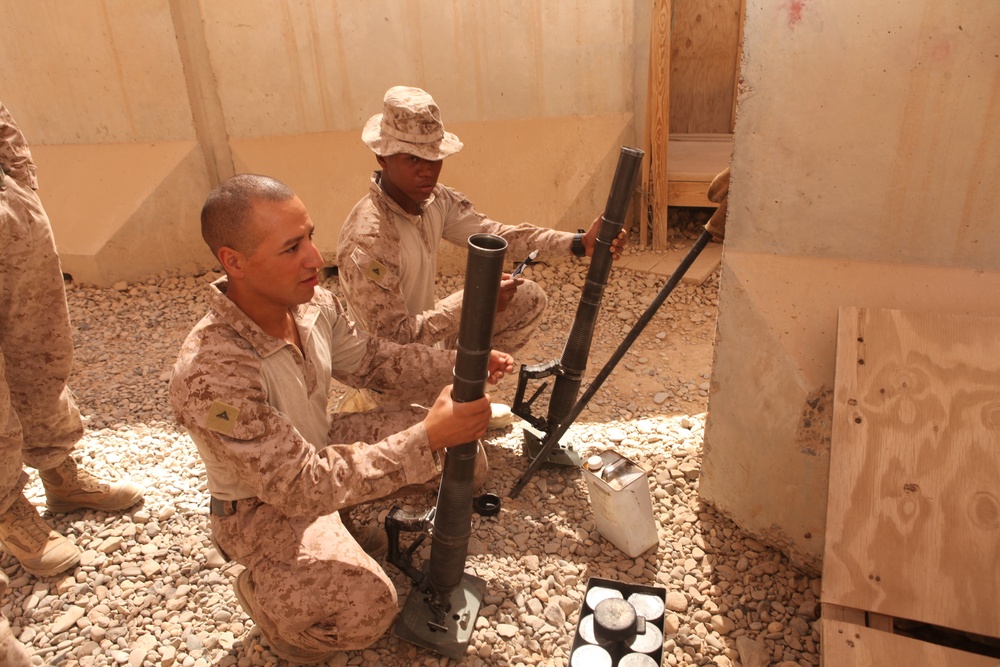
left=823, top=619, right=1000, bottom=666
left=733, top=0, right=747, bottom=131
left=644, top=0, right=671, bottom=249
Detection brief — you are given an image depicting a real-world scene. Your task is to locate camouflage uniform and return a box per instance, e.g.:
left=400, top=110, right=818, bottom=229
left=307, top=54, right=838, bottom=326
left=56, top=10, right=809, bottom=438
left=0, top=101, right=82, bottom=664
left=0, top=103, right=84, bottom=515
left=169, top=279, right=458, bottom=653
left=337, top=86, right=587, bottom=409
left=337, top=174, right=573, bottom=407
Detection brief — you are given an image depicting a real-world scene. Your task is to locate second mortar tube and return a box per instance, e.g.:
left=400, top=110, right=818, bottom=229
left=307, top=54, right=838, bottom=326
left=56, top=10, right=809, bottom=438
left=544, top=147, right=644, bottom=433
left=427, top=233, right=507, bottom=612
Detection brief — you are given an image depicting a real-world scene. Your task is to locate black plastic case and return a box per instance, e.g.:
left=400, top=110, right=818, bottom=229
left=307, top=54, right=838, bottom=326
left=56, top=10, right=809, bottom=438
left=569, top=577, right=667, bottom=667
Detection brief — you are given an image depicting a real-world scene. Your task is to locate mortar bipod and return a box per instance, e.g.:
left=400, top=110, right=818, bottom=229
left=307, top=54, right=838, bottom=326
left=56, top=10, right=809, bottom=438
left=385, top=505, right=435, bottom=587
left=511, top=359, right=583, bottom=467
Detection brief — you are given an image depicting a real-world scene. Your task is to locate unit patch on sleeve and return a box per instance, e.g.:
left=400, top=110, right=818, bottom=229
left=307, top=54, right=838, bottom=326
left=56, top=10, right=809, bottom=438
left=364, top=259, right=389, bottom=284
left=205, top=400, right=240, bottom=435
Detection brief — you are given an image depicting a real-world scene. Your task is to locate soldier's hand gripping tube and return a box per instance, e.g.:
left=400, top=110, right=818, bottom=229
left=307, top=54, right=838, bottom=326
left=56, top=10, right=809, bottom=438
left=426, top=233, right=506, bottom=621
left=512, top=146, right=644, bottom=465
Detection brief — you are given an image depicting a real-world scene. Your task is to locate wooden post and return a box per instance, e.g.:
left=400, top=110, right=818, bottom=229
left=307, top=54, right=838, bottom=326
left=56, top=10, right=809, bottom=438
left=644, top=0, right=672, bottom=250
left=732, top=0, right=747, bottom=131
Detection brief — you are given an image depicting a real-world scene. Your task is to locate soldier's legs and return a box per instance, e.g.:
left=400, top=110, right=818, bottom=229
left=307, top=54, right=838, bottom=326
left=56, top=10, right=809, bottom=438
left=0, top=176, right=141, bottom=574
left=0, top=349, right=27, bottom=513
left=486, top=278, right=548, bottom=355
left=0, top=178, right=82, bottom=469
left=434, top=279, right=546, bottom=429
left=338, top=282, right=546, bottom=418
left=0, top=332, right=82, bottom=577
left=220, top=508, right=397, bottom=658
left=436, top=279, right=547, bottom=356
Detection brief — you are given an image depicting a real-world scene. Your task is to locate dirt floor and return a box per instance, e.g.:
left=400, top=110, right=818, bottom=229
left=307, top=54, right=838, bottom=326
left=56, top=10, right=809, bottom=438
left=4, top=210, right=829, bottom=667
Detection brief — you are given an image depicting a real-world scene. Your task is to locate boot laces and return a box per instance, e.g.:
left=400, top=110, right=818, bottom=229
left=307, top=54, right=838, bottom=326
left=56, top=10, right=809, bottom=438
left=5, top=498, right=52, bottom=550
left=71, top=465, right=111, bottom=493
left=51, top=459, right=111, bottom=493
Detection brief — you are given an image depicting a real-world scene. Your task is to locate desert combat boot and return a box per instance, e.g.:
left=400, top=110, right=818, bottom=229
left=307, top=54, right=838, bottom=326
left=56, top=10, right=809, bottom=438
left=0, top=494, right=81, bottom=577
left=40, top=457, right=144, bottom=513
left=0, top=570, right=33, bottom=666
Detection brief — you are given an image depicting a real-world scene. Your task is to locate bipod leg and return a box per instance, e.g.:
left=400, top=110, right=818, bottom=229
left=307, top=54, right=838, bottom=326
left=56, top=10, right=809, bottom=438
left=508, top=230, right=714, bottom=498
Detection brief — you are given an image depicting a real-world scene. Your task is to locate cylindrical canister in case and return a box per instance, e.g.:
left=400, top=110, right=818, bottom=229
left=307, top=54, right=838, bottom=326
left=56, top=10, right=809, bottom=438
left=585, top=585, right=624, bottom=611
left=628, top=592, right=666, bottom=624
left=627, top=622, right=664, bottom=655
left=619, top=652, right=659, bottom=667
left=570, top=644, right=613, bottom=667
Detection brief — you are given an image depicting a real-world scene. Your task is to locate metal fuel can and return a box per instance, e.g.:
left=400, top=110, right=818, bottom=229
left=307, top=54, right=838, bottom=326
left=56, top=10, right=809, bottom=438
left=581, top=450, right=658, bottom=558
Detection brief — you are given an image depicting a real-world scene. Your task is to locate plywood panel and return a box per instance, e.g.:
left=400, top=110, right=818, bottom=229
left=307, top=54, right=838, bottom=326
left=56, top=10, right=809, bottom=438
left=823, top=619, right=1000, bottom=667
left=662, top=135, right=732, bottom=206
left=668, top=134, right=733, bottom=181
left=824, top=307, right=1000, bottom=639
left=669, top=0, right=743, bottom=133
left=667, top=181, right=713, bottom=207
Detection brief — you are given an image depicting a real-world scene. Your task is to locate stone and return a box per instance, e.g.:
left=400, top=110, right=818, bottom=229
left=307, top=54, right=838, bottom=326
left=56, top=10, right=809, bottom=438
left=712, top=614, right=737, bottom=635
left=665, top=591, right=689, bottom=613
left=0, top=251, right=822, bottom=667
left=496, top=624, right=519, bottom=638
left=50, top=605, right=86, bottom=634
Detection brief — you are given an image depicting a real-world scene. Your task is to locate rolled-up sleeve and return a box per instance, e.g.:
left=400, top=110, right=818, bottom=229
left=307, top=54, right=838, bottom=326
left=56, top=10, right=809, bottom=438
left=438, top=187, right=574, bottom=262
left=322, top=292, right=456, bottom=393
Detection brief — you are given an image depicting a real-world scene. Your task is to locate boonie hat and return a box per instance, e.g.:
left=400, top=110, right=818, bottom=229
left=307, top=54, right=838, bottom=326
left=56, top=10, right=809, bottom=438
left=362, top=86, right=463, bottom=160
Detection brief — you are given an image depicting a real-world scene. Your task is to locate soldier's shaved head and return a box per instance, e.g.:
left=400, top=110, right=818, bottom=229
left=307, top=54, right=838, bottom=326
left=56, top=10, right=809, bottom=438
left=201, top=174, right=296, bottom=257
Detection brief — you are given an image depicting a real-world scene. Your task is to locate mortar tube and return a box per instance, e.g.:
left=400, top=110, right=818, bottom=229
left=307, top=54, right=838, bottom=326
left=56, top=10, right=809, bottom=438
left=427, top=233, right=507, bottom=615
left=545, top=147, right=644, bottom=432
left=510, top=229, right=714, bottom=498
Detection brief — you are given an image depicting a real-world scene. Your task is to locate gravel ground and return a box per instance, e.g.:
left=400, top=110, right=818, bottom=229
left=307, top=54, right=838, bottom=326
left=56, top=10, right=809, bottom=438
left=1, top=224, right=822, bottom=667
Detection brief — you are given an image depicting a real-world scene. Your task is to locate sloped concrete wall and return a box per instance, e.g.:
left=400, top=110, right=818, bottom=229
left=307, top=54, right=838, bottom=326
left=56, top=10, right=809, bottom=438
left=0, top=0, right=647, bottom=285
left=231, top=115, right=633, bottom=260
left=702, top=0, right=1000, bottom=572
left=31, top=142, right=215, bottom=285
left=0, top=2, right=196, bottom=144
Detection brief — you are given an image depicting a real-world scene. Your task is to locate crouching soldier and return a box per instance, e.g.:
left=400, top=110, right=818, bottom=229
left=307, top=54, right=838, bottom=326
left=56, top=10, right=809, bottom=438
left=169, top=174, right=511, bottom=662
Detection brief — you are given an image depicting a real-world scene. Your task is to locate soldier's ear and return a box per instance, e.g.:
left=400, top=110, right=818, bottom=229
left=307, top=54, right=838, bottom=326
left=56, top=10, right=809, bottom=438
left=218, top=246, right=245, bottom=277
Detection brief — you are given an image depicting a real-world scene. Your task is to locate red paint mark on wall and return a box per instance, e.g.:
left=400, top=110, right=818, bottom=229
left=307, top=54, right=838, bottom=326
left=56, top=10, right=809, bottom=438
left=930, top=38, right=951, bottom=61
left=787, top=0, right=805, bottom=28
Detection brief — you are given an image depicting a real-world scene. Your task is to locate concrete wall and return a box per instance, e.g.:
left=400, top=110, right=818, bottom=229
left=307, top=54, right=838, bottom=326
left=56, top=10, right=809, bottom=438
left=0, top=0, right=647, bottom=285
left=702, top=0, right=1000, bottom=573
